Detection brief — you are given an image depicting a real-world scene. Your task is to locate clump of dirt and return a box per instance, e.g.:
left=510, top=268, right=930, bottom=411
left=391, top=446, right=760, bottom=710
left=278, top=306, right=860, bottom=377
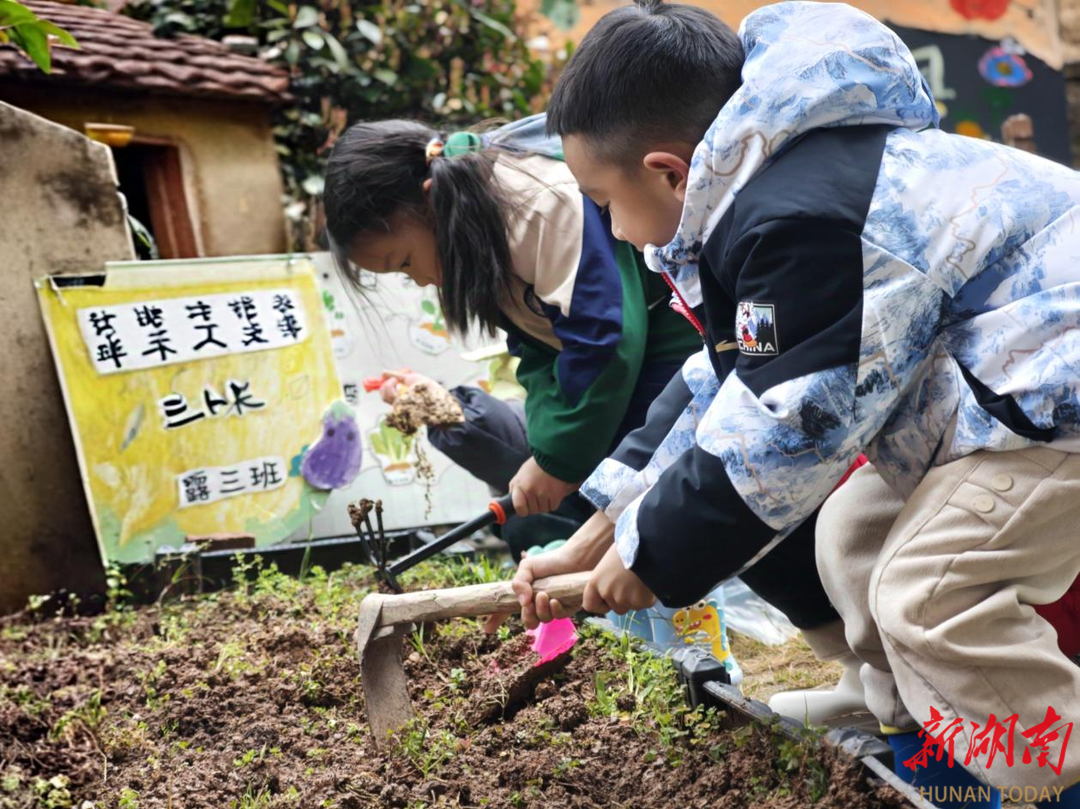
left=0, top=563, right=907, bottom=809
left=386, top=382, right=464, bottom=436
left=384, top=381, right=459, bottom=518
left=461, top=633, right=572, bottom=726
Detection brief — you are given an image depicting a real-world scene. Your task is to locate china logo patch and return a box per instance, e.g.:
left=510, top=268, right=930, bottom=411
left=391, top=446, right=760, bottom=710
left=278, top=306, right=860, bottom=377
left=735, top=301, right=778, bottom=356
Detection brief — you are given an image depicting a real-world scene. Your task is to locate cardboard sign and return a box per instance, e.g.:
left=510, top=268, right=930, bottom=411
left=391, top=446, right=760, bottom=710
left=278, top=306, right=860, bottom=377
left=37, top=256, right=342, bottom=564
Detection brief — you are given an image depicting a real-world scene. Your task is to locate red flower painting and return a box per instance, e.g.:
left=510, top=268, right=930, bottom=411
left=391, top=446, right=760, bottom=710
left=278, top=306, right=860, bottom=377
left=950, top=0, right=1010, bottom=20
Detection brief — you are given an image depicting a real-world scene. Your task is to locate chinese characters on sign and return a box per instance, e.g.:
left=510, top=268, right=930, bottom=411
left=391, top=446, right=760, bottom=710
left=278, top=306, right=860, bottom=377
left=158, top=380, right=266, bottom=430
left=904, top=705, right=1073, bottom=775
left=178, top=456, right=287, bottom=508
left=78, top=290, right=307, bottom=375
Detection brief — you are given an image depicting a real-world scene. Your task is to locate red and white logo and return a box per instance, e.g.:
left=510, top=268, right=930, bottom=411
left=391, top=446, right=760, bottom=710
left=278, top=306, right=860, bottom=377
left=735, top=301, right=778, bottom=356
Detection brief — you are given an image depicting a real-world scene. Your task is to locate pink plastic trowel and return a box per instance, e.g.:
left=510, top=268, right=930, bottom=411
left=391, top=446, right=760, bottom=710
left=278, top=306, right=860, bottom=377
left=525, top=617, right=578, bottom=665
left=519, top=540, right=579, bottom=664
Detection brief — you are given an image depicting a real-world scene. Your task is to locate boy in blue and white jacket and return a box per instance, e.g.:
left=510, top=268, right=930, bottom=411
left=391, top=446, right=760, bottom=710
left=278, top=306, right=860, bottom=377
left=512, top=0, right=1080, bottom=798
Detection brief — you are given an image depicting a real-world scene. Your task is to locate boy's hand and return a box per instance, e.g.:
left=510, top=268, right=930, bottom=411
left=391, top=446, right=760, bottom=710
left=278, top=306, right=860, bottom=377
left=482, top=511, right=613, bottom=633
left=583, top=544, right=656, bottom=615
left=509, top=457, right=579, bottom=517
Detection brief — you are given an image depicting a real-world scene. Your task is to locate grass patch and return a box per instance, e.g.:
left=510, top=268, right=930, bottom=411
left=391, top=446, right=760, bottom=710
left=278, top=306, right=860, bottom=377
left=729, top=630, right=841, bottom=702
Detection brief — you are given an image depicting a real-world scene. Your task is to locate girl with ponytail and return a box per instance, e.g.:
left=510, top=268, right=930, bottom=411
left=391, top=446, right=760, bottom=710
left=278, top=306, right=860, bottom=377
left=323, top=115, right=701, bottom=518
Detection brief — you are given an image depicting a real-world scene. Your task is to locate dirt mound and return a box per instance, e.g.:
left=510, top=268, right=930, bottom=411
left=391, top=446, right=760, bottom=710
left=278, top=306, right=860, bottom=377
left=0, top=564, right=906, bottom=808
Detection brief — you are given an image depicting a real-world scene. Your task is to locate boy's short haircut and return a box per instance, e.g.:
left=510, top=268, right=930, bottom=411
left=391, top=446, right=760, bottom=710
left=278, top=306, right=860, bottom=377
left=546, top=0, right=744, bottom=165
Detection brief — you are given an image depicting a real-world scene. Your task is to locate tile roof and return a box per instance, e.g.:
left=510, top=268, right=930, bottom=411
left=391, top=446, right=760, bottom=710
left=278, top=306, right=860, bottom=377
left=0, top=0, right=291, bottom=103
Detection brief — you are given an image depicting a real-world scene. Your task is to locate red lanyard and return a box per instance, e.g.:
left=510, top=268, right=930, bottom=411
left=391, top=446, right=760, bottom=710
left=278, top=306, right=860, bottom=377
left=662, top=272, right=706, bottom=339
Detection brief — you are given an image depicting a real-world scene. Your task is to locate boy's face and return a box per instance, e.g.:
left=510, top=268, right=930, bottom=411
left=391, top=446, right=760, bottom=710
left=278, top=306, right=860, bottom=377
left=563, top=134, right=694, bottom=253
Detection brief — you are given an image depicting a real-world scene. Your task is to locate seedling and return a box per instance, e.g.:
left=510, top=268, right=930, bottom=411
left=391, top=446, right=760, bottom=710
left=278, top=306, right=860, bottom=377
left=50, top=689, right=105, bottom=741
left=448, top=667, right=467, bottom=692
left=390, top=718, right=457, bottom=779
left=234, top=744, right=271, bottom=769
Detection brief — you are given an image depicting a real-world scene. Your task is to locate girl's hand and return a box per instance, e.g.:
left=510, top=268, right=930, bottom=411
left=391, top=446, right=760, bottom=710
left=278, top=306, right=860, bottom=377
left=482, top=511, right=613, bottom=633
left=378, top=370, right=438, bottom=404
left=509, top=457, right=579, bottom=517
left=583, top=544, right=656, bottom=616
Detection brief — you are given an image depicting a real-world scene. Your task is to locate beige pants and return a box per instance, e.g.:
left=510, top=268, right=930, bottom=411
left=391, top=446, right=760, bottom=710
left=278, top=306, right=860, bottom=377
left=817, top=449, right=1080, bottom=790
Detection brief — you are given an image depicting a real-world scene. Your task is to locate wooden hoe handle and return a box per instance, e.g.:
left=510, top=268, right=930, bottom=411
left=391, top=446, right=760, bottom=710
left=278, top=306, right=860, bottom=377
left=374, top=571, right=591, bottom=627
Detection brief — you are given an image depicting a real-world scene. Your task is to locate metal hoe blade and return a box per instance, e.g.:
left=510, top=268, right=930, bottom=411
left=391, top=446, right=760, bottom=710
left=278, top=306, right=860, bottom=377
left=354, top=571, right=591, bottom=747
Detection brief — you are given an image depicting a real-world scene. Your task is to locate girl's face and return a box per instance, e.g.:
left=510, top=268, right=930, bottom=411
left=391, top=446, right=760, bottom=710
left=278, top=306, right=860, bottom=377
left=348, top=212, right=442, bottom=288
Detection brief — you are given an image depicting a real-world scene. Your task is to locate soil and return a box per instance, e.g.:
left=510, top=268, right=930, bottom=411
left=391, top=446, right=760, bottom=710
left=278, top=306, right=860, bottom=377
left=0, top=564, right=909, bottom=809
left=386, top=383, right=465, bottom=437
left=384, top=382, right=458, bottom=517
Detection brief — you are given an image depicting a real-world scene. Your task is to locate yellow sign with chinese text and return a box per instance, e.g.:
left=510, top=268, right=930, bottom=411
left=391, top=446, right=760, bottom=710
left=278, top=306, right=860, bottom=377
left=37, top=256, right=342, bottom=564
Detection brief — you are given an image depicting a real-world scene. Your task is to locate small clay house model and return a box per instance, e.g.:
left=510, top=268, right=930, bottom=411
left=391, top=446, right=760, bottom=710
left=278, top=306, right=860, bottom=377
left=0, top=0, right=292, bottom=258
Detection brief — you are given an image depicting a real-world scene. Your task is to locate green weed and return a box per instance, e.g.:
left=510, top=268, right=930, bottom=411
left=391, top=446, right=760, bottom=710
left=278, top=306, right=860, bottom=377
left=231, top=784, right=273, bottom=809
left=50, top=689, right=105, bottom=741
left=214, top=640, right=262, bottom=678
left=1, top=685, right=51, bottom=716
left=234, top=744, right=278, bottom=768
left=448, top=667, right=467, bottom=692
left=774, top=727, right=830, bottom=802
left=32, top=775, right=73, bottom=809
left=105, top=563, right=134, bottom=611
left=390, top=718, right=458, bottom=779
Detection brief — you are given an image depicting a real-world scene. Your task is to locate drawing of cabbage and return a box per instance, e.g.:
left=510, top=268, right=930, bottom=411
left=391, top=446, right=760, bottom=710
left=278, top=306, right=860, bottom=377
left=368, top=420, right=415, bottom=471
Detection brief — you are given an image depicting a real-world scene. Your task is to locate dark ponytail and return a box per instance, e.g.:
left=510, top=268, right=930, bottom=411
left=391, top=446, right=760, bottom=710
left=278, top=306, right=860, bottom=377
left=428, top=149, right=513, bottom=336
left=324, top=119, right=514, bottom=337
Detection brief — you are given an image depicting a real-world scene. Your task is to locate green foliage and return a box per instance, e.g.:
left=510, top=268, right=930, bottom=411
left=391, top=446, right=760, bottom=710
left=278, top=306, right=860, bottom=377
left=30, top=775, right=73, bottom=809
left=234, top=744, right=277, bottom=768
left=448, top=666, right=467, bottom=692
left=50, top=689, right=106, bottom=742
left=105, top=562, right=134, bottom=612
left=138, top=659, right=170, bottom=709
left=404, top=554, right=508, bottom=590
left=0, top=0, right=78, bottom=73
left=390, top=717, right=458, bottom=778
left=590, top=671, right=618, bottom=717
left=1, top=684, right=51, bottom=717
left=122, top=0, right=549, bottom=248
left=774, top=726, right=831, bottom=802
left=214, top=639, right=262, bottom=678
left=231, top=784, right=274, bottom=809
left=582, top=623, right=727, bottom=767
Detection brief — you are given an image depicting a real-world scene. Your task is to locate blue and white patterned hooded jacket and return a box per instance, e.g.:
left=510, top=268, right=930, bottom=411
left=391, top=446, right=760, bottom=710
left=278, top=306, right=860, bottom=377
left=579, top=1, right=1080, bottom=608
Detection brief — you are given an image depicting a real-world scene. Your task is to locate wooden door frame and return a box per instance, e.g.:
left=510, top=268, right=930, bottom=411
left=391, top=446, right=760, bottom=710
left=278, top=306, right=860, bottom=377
left=129, top=136, right=200, bottom=259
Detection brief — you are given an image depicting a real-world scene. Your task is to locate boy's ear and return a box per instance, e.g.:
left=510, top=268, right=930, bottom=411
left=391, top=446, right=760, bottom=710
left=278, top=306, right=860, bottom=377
left=642, top=151, right=692, bottom=203
left=422, top=178, right=433, bottom=196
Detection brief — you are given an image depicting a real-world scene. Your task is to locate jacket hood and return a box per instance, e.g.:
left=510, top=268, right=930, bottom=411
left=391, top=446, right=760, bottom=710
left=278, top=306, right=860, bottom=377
left=648, top=1, right=938, bottom=305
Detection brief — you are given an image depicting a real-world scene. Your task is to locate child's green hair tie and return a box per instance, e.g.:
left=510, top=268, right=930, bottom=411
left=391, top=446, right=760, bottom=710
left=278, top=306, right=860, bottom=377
left=442, top=131, right=484, bottom=158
